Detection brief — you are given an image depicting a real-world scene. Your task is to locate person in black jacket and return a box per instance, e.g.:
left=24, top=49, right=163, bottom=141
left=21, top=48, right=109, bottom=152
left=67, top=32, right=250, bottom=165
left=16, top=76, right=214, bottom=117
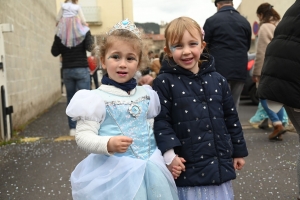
left=203, top=0, right=251, bottom=111
left=257, top=1, right=300, bottom=198
left=51, top=30, right=94, bottom=136
left=153, top=16, right=248, bottom=200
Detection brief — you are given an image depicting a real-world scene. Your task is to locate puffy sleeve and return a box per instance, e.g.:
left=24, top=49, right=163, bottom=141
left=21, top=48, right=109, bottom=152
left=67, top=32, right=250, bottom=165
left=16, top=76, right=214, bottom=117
left=142, top=85, right=161, bottom=118
left=66, top=89, right=106, bottom=123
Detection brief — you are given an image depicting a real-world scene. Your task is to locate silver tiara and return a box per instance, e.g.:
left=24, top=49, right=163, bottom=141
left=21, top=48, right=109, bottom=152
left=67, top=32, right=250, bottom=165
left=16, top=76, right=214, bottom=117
left=107, top=19, right=141, bottom=39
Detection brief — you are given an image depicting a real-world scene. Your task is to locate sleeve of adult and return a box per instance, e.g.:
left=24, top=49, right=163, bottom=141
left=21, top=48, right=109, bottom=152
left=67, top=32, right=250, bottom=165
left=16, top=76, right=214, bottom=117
left=152, top=77, right=181, bottom=155
left=84, top=31, right=94, bottom=52
left=203, top=19, right=212, bottom=50
left=221, top=78, right=248, bottom=158
left=51, top=36, right=60, bottom=57
left=247, top=22, right=252, bottom=51
left=253, top=24, right=273, bottom=76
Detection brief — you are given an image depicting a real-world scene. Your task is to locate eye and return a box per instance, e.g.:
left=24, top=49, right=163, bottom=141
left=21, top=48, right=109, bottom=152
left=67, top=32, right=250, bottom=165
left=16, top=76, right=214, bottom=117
left=190, top=42, right=199, bottom=46
left=109, top=54, right=120, bottom=60
left=127, top=56, right=137, bottom=61
left=173, top=44, right=183, bottom=48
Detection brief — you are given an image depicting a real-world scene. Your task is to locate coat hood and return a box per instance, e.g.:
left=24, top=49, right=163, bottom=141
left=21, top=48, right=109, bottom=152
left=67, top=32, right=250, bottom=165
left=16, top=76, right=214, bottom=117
left=159, top=53, right=216, bottom=78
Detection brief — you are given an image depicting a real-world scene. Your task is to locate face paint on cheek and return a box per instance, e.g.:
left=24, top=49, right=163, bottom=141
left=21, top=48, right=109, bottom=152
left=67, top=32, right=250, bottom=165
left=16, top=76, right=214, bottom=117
left=170, top=46, right=176, bottom=52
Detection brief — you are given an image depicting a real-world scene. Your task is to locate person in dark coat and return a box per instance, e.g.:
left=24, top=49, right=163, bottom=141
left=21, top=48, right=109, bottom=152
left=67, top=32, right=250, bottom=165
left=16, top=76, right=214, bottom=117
left=153, top=16, right=248, bottom=200
left=203, top=0, right=252, bottom=111
left=257, top=1, right=300, bottom=198
left=51, top=30, right=94, bottom=136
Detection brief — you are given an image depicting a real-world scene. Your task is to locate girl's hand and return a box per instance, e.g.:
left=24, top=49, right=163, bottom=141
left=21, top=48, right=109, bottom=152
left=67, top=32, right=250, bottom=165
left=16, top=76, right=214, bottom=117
left=252, top=75, right=260, bottom=83
left=107, top=136, right=133, bottom=153
left=167, top=156, right=186, bottom=179
left=233, top=157, right=245, bottom=170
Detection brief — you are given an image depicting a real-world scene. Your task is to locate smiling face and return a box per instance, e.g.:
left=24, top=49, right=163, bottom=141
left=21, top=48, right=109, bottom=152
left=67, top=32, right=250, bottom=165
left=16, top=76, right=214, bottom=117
left=101, top=39, right=140, bottom=83
left=166, top=29, right=205, bottom=74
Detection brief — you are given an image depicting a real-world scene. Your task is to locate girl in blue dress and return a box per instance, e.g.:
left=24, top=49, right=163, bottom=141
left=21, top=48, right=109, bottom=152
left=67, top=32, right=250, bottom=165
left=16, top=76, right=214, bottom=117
left=152, top=17, right=248, bottom=200
left=66, top=19, right=178, bottom=200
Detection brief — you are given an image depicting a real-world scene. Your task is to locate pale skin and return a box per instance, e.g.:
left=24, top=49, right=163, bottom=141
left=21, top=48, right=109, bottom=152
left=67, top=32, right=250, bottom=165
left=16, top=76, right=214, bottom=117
left=100, top=39, right=140, bottom=154
left=164, top=28, right=246, bottom=179
left=107, top=136, right=133, bottom=153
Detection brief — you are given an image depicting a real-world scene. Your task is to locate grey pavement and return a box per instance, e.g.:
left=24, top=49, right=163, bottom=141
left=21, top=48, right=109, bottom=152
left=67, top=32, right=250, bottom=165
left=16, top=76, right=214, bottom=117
left=0, top=97, right=299, bottom=200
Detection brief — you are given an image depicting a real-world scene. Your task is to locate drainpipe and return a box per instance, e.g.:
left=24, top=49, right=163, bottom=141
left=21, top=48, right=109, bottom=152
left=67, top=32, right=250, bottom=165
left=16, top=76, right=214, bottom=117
left=0, top=23, right=14, bottom=141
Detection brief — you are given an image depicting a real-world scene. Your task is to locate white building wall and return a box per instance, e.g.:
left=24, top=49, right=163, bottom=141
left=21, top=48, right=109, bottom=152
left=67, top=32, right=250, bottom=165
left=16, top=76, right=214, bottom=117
left=0, top=0, right=61, bottom=129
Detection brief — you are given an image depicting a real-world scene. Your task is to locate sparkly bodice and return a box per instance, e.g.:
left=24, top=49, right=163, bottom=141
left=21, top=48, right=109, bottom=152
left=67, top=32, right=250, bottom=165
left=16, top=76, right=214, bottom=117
left=96, top=87, right=156, bottom=160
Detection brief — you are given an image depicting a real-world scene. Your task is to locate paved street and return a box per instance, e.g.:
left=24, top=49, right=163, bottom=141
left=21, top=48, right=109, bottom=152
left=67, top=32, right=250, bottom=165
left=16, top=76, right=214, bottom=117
left=0, top=97, right=299, bottom=200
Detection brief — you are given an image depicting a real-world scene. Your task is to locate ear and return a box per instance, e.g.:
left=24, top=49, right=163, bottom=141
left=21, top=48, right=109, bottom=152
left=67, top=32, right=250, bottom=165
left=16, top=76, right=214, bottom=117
left=164, top=46, right=172, bottom=58
left=100, top=56, right=107, bottom=70
left=201, top=41, right=207, bottom=50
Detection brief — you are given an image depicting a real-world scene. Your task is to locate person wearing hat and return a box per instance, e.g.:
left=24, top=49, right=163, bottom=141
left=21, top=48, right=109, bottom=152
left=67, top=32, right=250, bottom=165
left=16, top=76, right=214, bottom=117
left=203, top=0, right=251, bottom=111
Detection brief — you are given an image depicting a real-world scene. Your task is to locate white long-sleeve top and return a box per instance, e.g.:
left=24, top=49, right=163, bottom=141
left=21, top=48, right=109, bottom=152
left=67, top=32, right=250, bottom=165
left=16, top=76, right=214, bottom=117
left=66, top=85, right=161, bottom=156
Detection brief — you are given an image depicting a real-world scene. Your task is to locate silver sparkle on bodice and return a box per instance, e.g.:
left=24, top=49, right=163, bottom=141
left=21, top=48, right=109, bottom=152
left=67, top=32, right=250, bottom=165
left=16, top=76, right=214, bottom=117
left=96, top=89, right=156, bottom=160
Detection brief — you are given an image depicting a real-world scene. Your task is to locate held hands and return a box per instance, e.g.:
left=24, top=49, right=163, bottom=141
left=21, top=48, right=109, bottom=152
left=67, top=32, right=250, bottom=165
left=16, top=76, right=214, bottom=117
left=252, top=75, right=260, bottom=83
left=167, top=155, right=186, bottom=179
left=138, top=75, right=154, bottom=86
left=107, top=136, right=133, bottom=153
left=233, top=157, right=245, bottom=170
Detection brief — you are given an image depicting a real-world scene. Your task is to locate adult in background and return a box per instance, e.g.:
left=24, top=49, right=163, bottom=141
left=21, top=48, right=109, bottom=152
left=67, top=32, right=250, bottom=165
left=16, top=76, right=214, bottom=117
left=203, top=0, right=251, bottom=111
left=51, top=30, right=94, bottom=136
left=251, top=3, right=288, bottom=140
left=88, top=50, right=100, bottom=89
left=257, top=1, right=300, bottom=197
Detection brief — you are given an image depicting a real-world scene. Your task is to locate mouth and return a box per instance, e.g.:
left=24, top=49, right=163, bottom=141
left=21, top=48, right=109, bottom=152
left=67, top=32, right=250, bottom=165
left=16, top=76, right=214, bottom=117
left=181, top=57, right=194, bottom=64
left=117, top=71, right=128, bottom=77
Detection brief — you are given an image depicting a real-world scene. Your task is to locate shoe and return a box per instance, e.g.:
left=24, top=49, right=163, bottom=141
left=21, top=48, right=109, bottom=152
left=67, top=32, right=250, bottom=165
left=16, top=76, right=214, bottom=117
left=258, top=118, right=269, bottom=129
left=268, top=124, right=286, bottom=140
left=70, top=129, right=76, bottom=136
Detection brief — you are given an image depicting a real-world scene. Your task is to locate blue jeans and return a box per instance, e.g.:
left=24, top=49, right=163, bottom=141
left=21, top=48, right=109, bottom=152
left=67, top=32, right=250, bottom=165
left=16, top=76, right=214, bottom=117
left=260, top=99, right=284, bottom=124
left=63, top=68, right=90, bottom=129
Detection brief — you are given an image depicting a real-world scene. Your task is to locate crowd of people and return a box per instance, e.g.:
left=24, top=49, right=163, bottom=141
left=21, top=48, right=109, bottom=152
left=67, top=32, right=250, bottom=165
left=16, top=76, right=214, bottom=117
left=50, top=0, right=300, bottom=199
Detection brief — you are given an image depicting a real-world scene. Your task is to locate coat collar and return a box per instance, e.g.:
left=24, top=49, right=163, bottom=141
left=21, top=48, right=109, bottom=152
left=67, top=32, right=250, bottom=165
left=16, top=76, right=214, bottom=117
left=218, top=6, right=239, bottom=14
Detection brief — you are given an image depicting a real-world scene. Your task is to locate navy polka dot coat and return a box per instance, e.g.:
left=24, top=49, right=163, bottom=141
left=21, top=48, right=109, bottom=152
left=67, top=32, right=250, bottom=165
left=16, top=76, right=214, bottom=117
left=153, top=54, right=248, bottom=187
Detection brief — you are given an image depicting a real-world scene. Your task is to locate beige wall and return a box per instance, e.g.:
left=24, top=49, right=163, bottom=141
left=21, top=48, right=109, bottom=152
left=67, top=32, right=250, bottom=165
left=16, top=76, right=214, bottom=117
left=237, top=0, right=295, bottom=39
left=0, top=0, right=61, bottom=129
left=56, top=0, right=134, bottom=36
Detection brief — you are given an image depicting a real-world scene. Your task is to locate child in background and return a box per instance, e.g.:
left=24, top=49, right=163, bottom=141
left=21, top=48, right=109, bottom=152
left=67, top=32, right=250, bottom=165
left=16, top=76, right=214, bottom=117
left=56, top=0, right=89, bottom=48
left=66, top=19, right=178, bottom=200
left=152, top=16, right=248, bottom=200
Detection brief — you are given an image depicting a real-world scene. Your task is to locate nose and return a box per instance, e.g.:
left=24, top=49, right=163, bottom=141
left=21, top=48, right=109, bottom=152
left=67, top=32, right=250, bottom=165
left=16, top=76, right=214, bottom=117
left=119, top=58, right=127, bottom=68
left=182, top=47, right=191, bottom=56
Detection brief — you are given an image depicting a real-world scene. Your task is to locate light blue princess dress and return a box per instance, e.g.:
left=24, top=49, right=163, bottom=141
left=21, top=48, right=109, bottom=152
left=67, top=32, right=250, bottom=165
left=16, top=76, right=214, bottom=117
left=66, top=85, right=178, bottom=200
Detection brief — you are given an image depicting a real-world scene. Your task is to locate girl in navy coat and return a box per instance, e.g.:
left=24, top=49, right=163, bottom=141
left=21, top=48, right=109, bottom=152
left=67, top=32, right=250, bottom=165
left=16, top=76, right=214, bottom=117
left=152, top=16, right=248, bottom=200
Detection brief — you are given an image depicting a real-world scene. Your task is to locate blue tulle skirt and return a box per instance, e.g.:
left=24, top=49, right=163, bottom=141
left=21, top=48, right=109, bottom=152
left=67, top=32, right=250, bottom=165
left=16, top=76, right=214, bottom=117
left=70, top=149, right=178, bottom=200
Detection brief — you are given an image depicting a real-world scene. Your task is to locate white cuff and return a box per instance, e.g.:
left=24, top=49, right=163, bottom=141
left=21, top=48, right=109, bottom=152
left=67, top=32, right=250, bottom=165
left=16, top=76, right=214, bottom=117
left=75, top=120, right=113, bottom=156
left=163, top=149, right=176, bottom=165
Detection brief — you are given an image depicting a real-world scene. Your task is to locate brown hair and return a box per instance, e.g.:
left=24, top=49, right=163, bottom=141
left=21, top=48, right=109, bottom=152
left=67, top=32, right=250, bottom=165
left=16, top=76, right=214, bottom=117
left=64, top=0, right=78, bottom=3
left=164, top=17, right=204, bottom=55
left=256, top=3, right=281, bottom=24
left=98, top=29, right=144, bottom=70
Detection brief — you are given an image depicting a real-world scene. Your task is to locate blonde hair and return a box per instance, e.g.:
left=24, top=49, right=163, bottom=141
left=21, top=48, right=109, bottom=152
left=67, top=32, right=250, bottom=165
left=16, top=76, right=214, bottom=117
left=98, top=29, right=145, bottom=70
left=164, top=17, right=204, bottom=55
left=64, top=0, right=78, bottom=3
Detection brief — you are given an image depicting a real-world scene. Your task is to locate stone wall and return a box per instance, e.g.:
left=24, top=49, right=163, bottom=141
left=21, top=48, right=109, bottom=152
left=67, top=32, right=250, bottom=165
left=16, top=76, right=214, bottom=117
left=0, top=0, right=61, bottom=129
